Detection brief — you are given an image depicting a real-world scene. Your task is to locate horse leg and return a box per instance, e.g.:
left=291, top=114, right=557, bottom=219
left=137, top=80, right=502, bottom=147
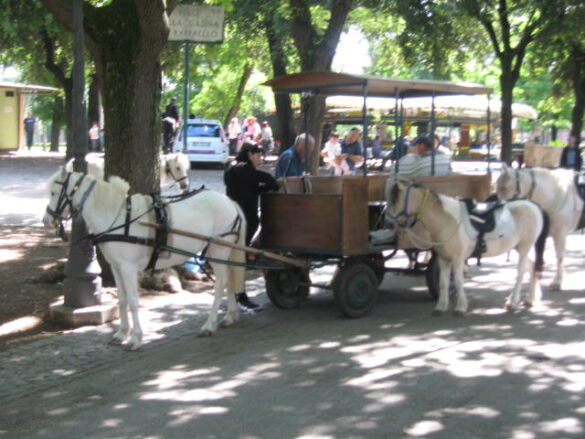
left=550, top=232, right=566, bottom=291
left=525, top=259, right=543, bottom=308
left=452, top=260, right=468, bottom=315
left=223, top=263, right=243, bottom=327
left=505, top=249, right=529, bottom=311
left=199, top=262, right=227, bottom=337
left=433, top=256, right=451, bottom=315
left=122, top=266, right=143, bottom=351
left=109, top=266, right=130, bottom=346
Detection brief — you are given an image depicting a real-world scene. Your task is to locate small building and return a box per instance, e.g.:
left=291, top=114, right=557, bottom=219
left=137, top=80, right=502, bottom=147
left=0, top=82, right=57, bottom=151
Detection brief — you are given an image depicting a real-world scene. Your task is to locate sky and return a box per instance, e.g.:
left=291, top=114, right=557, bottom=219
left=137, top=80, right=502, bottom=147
left=332, top=26, right=372, bottom=74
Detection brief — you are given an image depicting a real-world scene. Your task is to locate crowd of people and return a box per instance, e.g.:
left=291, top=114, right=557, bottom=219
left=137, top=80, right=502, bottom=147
left=227, top=116, right=275, bottom=157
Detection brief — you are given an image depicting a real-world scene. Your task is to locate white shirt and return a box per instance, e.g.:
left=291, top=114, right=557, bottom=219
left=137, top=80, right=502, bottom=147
left=393, top=150, right=451, bottom=178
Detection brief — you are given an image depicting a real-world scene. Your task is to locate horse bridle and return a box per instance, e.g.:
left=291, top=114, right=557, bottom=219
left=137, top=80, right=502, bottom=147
left=513, top=168, right=536, bottom=200
left=165, top=161, right=188, bottom=187
left=389, top=183, right=430, bottom=228
left=45, top=172, right=96, bottom=239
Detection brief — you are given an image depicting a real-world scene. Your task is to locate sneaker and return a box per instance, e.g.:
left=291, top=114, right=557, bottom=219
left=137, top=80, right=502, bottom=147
left=236, top=293, right=260, bottom=309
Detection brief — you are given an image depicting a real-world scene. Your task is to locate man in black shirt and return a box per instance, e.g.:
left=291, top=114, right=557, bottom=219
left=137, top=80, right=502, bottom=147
left=224, top=142, right=279, bottom=309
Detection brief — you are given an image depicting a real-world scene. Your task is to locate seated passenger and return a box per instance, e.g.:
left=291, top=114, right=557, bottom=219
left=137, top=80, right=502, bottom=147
left=392, top=134, right=451, bottom=179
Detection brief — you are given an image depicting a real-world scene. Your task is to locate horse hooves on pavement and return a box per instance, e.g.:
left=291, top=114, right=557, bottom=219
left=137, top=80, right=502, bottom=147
left=198, top=329, right=214, bottom=337
left=452, top=310, right=467, bottom=317
left=432, top=309, right=445, bottom=317
left=123, top=344, right=142, bottom=352
left=108, top=338, right=124, bottom=346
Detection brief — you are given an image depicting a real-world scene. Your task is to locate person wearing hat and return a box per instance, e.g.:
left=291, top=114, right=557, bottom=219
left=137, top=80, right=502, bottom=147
left=224, top=142, right=280, bottom=309
left=392, top=134, right=451, bottom=178
left=162, top=97, right=180, bottom=153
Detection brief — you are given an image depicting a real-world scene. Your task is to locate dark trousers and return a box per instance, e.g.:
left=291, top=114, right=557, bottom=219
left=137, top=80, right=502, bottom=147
left=162, top=121, right=176, bottom=154
left=25, top=130, right=34, bottom=149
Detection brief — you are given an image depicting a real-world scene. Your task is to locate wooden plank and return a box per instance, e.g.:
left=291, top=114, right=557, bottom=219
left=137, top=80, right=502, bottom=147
left=139, top=221, right=306, bottom=267
left=342, top=179, right=370, bottom=255
left=411, top=173, right=492, bottom=201
left=260, top=193, right=342, bottom=253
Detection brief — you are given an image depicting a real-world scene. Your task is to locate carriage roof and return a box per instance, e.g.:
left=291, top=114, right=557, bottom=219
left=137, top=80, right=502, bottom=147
left=263, top=71, right=493, bottom=98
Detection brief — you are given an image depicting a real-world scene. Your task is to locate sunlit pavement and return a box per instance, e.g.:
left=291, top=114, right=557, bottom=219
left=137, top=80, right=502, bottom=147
left=1, top=151, right=585, bottom=438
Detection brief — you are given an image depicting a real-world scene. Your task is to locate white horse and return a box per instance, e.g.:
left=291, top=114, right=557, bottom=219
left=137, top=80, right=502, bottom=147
left=496, top=164, right=583, bottom=290
left=43, top=168, right=247, bottom=350
left=66, top=152, right=191, bottom=192
left=387, top=180, right=548, bottom=314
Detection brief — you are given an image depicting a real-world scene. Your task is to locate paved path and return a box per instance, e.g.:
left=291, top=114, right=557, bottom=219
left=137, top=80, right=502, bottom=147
left=2, top=151, right=585, bottom=438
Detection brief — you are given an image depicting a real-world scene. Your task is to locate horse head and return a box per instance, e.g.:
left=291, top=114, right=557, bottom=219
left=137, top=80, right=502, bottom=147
left=386, top=180, right=429, bottom=228
left=163, top=152, right=190, bottom=191
left=43, top=168, right=91, bottom=239
left=495, top=163, right=517, bottom=200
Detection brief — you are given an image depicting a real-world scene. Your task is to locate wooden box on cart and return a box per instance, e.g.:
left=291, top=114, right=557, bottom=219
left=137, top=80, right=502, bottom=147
left=260, top=176, right=381, bottom=256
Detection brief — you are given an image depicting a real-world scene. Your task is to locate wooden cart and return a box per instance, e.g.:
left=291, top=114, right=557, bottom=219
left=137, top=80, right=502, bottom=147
left=259, top=173, right=491, bottom=317
left=259, top=71, right=494, bottom=317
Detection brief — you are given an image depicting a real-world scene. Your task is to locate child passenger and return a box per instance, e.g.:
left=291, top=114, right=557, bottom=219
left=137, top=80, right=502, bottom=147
left=321, top=131, right=350, bottom=176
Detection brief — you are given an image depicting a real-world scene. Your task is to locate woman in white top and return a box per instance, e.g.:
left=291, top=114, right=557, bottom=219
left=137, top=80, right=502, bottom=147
left=321, top=131, right=350, bottom=176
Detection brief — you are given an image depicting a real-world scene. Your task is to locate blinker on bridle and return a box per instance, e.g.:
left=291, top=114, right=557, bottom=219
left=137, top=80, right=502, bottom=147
left=389, top=183, right=430, bottom=228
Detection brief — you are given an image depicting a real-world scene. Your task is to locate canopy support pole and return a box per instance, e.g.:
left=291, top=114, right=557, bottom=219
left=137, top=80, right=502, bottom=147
left=487, top=94, right=492, bottom=172
left=431, top=91, right=436, bottom=176
left=362, top=82, right=368, bottom=177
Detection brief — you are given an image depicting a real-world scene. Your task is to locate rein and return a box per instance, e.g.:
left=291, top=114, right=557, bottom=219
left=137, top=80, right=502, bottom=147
left=165, top=160, right=188, bottom=186
left=46, top=173, right=92, bottom=239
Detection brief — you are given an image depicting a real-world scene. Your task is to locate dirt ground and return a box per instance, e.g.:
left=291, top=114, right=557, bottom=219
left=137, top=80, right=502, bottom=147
left=0, top=225, right=70, bottom=348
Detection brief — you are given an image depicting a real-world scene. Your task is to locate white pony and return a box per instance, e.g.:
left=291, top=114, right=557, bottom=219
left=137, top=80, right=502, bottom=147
left=66, top=152, right=191, bottom=192
left=43, top=168, right=247, bottom=350
left=387, top=180, right=548, bottom=314
left=496, top=164, right=583, bottom=290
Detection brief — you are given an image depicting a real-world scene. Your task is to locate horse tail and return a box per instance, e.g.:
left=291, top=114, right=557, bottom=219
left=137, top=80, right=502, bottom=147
left=534, top=206, right=550, bottom=273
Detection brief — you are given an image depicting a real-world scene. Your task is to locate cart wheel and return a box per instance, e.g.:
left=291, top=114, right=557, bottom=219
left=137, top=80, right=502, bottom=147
left=265, top=267, right=310, bottom=309
left=334, top=263, right=379, bottom=318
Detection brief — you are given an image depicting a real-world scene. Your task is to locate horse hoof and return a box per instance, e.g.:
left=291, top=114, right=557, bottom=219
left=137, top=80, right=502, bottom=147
left=108, top=338, right=124, bottom=346
left=504, top=303, right=517, bottom=312
left=523, top=300, right=533, bottom=309
left=220, top=321, right=233, bottom=329
left=124, top=343, right=142, bottom=352
left=549, top=283, right=561, bottom=291
left=432, top=309, right=445, bottom=317
left=452, top=310, right=466, bottom=317
left=198, top=329, right=214, bottom=337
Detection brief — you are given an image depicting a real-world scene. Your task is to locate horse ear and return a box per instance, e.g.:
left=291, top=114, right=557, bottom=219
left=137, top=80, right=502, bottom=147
left=59, top=165, right=67, bottom=176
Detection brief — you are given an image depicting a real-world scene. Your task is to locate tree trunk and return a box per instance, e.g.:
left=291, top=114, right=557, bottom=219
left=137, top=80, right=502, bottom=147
left=499, top=56, right=515, bottom=165
left=570, top=43, right=585, bottom=146
left=224, top=62, right=253, bottom=127
left=289, top=0, right=353, bottom=173
left=50, top=96, right=63, bottom=152
left=87, top=73, right=100, bottom=128
left=83, top=1, right=171, bottom=194
left=264, top=9, right=295, bottom=150
left=40, top=0, right=175, bottom=194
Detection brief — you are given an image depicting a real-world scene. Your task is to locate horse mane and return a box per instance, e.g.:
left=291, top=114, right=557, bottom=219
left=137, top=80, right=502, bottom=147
left=91, top=175, right=130, bottom=209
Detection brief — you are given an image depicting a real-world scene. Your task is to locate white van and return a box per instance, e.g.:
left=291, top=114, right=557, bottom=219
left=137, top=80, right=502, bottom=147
left=173, top=118, right=229, bottom=165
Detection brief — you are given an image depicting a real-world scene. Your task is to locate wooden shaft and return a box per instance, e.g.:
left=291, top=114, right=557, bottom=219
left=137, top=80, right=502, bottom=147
left=139, top=221, right=306, bottom=268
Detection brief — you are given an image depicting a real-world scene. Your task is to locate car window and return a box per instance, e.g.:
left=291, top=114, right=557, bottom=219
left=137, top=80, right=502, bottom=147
left=187, top=124, right=220, bottom=138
